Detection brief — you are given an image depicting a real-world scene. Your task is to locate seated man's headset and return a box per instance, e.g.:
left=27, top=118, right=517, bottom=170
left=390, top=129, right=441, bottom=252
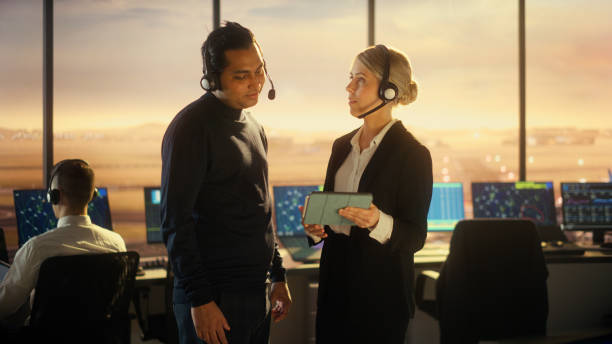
left=47, top=159, right=98, bottom=205
left=200, top=40, right=277, bottom=100
left=358, top=44, right=399, bottom=119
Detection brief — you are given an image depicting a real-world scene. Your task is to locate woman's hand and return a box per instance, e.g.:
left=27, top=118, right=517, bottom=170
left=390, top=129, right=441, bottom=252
left=298, top=205, right=328, bottom=239
left=338, top=203, right=380, bottom=229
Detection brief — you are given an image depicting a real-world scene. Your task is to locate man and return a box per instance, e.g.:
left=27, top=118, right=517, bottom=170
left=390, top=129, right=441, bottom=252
left=0, top=159, right=126, bottom=324
left=161, top=22, right=291, bottom=344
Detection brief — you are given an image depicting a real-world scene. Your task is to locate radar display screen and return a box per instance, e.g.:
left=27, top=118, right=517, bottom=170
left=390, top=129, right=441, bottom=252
left=273, top=185, right=322, bottom=237
left=472, top=182, right=556, bottom=226
left=14, top=188, right=113, bottom=247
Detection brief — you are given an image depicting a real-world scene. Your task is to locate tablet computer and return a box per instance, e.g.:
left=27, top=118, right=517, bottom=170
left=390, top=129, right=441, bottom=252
left=303, top=191, right=373, bottom=226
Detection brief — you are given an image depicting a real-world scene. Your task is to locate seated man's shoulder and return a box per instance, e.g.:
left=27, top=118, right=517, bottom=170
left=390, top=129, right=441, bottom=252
left=89, top=225, right=126, bottom=251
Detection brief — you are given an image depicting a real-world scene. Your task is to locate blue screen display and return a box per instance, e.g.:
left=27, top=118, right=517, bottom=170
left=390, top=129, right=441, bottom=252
left=14, top=188, right=113, bottom=246
left=471, top=182, right=556, bottom=226
left=273, top=185, right=322, bottom=236
left=427, top=182, right=465, bottom=231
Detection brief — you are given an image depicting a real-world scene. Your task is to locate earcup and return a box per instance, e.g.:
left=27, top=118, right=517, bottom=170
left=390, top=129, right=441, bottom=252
left=379, top=81, right=399, bottom=102
left=47, top=189, right=60, bottom=205
left=383, top=87, right=397, bottom=101
left=201, top=76, right=213, bottom=91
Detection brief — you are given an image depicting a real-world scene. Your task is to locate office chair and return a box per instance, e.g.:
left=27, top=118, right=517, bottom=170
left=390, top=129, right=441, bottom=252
left=416, top=219, right=549, bottom=343
left=0, top=227, right=8, bottom=263
left=27, top=252, right=140, bottom=344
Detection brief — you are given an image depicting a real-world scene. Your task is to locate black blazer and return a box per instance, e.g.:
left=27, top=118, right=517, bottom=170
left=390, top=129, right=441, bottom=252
left=314, top=121, right=433, bottom=344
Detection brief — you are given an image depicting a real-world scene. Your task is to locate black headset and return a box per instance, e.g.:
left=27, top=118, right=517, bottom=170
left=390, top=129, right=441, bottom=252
left=377, top=45, right=399, bottom=102
left=47, top=159, right=98, bottom=205
left=358, top=44, right=399, bottom=119
left=200, top=40, right=276, bottom=100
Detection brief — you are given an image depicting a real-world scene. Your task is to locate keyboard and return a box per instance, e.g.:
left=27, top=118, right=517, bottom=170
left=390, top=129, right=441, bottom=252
left=541, top=242, right=585, bottom=255
left=139, top=255, right=168, bottom=270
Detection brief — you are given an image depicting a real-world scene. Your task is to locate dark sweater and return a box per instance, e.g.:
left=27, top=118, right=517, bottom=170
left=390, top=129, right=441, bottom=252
left=161, top=93, right=285, bottom=307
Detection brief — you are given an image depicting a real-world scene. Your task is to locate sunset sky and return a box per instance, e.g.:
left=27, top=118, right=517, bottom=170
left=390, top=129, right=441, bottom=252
left=1, top=0, right=611, bottom=132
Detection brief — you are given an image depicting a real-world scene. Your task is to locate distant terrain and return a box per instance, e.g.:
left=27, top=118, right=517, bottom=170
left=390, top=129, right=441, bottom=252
left=1, top=124, right=610, bottom=249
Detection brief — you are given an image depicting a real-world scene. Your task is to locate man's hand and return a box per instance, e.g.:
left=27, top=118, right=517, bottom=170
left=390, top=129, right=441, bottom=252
left=269, top=282, right=292, bottom=323
left=191, top=301, right=230, bottom=344
left=338, top=203, right=380, bottom=229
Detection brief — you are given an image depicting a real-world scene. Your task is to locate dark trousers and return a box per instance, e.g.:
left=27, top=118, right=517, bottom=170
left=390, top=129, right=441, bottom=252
left=174, top=287, right=271, bottom=344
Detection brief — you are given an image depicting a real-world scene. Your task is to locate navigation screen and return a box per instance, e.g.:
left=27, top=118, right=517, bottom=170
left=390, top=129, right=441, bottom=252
left=561, top=182, right=612, bottom=230
left=427, top=182, right=465, bottom=231
left=14, top=188, right=113, bottom=246
left=273, top=185, right=322, bottom=236
left=471, top=182, right=556, bottom=226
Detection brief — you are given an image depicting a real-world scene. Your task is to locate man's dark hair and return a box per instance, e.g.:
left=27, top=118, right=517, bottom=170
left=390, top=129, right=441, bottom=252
left=201, top=21, right=257, bottom=78
left=53, top=160, right=95, bottom=210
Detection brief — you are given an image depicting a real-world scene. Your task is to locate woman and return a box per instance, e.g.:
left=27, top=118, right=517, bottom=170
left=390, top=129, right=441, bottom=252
left=304, top=45, right=433, bottom=343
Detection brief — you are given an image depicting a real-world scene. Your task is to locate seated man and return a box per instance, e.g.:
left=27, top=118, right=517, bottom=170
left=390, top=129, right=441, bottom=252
left=0, top=159, right=126, bottom=325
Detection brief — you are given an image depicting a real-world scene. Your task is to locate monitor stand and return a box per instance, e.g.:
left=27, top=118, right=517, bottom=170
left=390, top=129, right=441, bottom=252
left=592, top=230, right=612, bottom=248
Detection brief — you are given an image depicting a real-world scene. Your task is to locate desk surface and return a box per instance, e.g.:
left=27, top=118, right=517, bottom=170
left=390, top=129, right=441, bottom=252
left=134, top=249, right=612, bottom=284
left=282, top=249, right=612, bottom=275
left=135, top=267, right=167, bottom=287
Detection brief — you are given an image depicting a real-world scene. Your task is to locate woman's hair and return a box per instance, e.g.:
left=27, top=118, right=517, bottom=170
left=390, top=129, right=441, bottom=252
left=356, top=45, right=418, bottom=106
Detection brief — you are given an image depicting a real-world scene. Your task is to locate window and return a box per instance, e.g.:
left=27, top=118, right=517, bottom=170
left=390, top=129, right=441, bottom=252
left=52, top=0, right=210, bottom=244
left=378, top=0, right=519, bottom=217
left=526, top=0, right=612, bottom=237
left=0, top=0, right=43, bottom=250
left=526, top=0, right=612, bottom=185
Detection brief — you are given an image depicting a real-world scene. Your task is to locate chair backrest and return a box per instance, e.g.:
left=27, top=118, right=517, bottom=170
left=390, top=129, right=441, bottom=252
left=436, top=219, right=548, bottom=343
left=30, top=251, right=139, bottom=343
left=0, top=227, right=8, bottom=263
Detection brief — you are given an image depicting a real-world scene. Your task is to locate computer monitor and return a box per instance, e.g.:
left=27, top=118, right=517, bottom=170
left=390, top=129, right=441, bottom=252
left=13, top=187, right=113, bottom=247
left=273, top=185, right=323, bottom=237
left=427, top=182, right=465, bottom=231
left=144, top=187, right=162, bottom=244
left=561, top=182, right=612, bottom=244
left=471, top=182, right=556, bottom=226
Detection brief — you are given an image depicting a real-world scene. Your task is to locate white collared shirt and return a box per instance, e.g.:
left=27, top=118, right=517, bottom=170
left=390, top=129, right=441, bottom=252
left=0, top=215, right=126, bottom=320
left=309, top=119, right=397, bottom=244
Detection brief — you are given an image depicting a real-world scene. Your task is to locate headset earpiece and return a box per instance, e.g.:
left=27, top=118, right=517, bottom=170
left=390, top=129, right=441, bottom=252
left=380, top=82, right=398, bottom=102
left=47, top=189, right=60, bottom=205
left=200, top=75, right=214, bottom=91
left=201, top=39, right=220, bottom=92
left=377, top=45, right=398, bottom=103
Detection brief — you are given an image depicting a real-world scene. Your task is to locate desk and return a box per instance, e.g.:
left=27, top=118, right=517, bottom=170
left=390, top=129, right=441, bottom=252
left=135, top=267, right=167, bottom=287
left=130, top=250, right=612, bottom=344
left=133, top=268, right=171, bottom=342
left=271, top=250, right=612, bottom=344
left=269, top=251, right=450, bottom=344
